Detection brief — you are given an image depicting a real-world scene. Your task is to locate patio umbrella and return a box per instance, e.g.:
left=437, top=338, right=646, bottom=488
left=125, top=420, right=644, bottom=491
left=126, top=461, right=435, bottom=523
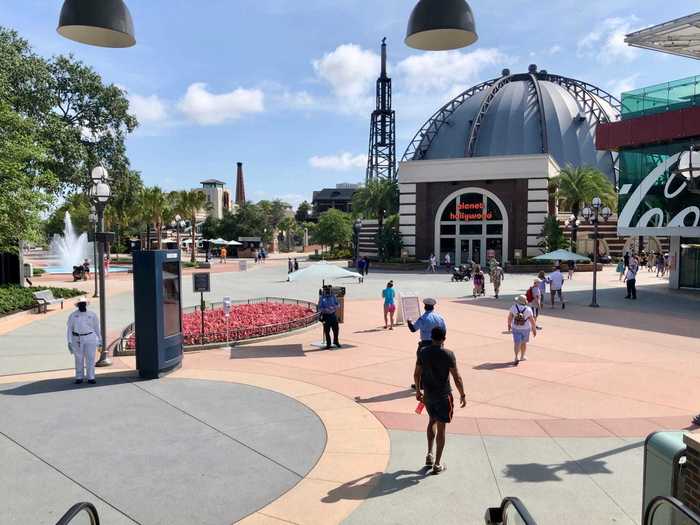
left=209, top=238, right=227, bottom=245
left=227, top=240, right=242, bottom=246
left=288, top=261, right=361, bottom=283
left=533, top=249, right=590, bottom=262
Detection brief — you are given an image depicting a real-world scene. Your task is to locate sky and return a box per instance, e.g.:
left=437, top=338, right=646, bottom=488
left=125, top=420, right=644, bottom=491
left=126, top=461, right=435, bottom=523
left=2, top=0, right=699, bottom=208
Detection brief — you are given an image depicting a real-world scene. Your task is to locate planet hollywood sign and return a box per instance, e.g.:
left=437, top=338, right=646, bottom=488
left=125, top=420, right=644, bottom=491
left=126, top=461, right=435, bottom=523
left=448, top=202, right=494, bottom=221
left=618, top=152, right=700, bottom=236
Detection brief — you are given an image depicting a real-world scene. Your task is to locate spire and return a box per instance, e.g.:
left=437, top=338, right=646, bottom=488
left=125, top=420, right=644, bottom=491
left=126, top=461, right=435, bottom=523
left=381, top=37, right=387, bottom=79
left=366, top=38, right=396, bottom=182
left=235, top=162, right=246, bottom=206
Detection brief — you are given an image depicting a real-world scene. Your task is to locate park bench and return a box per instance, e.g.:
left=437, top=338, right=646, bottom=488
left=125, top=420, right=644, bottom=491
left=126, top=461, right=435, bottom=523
left=33, top=290, right=65, bottom=314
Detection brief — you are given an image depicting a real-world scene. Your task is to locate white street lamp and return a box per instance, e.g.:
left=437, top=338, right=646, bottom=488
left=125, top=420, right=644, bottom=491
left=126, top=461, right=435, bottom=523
left=89, top=167, right=111, bottom=366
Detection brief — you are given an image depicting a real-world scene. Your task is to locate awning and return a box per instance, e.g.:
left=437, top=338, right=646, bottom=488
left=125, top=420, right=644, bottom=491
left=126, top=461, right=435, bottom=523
left=625, top=12, right=700, bottom=60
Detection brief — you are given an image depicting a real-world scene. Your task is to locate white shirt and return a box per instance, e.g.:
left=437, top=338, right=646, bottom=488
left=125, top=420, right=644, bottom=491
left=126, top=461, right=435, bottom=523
left=67, top=310, right=101, bottom=345
left=625, top=268, right=637, bottom=280
left=444, top=254, right=450, bottom=264
left=529, top=285, right=541, bottom=304
left=510, top=304, right=534, bottom=331
left=547, top=270, right=564, bottom=290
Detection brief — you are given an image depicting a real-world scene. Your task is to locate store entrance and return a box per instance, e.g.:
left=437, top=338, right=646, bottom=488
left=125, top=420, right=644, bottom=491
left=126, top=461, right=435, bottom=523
left=460, top=238, right=482, bottom=267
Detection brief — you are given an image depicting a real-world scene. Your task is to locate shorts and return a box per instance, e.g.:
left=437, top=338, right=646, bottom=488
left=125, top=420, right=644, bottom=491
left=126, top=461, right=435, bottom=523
left=512, top=329, right=530, bottom=344
left=425, top=393, right=454, bottom=423
left=384, top=303, right=396, bottom=313
left=550, top=289, right=563, bottom=298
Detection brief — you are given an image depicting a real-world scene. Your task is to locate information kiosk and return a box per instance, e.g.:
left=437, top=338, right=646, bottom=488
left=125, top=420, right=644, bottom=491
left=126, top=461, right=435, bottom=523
left=132, top=250, right=184, bottom=378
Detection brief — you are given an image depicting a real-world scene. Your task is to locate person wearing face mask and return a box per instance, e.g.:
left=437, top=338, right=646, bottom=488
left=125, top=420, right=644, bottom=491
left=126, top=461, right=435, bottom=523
left=66, top=298, right=102, bottom=384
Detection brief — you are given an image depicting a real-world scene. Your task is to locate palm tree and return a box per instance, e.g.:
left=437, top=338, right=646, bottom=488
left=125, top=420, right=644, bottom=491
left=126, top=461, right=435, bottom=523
left=351, top=179, right=399, bottom=230
left=552, top=165, right=616, bottom=251
left=173, top=190, right=209, bottom=262
left=140, top=186, right=168, bottom=249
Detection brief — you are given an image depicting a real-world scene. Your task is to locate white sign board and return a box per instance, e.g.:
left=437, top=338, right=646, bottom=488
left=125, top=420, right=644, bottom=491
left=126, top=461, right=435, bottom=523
left=223, top=296, right=232, bottom=316
left=401, top=296, right=421, bottom=323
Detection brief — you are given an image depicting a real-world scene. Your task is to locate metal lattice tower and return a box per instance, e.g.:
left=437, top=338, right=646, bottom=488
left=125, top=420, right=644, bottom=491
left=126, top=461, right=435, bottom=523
left=366, top=38, right=396, bottom=182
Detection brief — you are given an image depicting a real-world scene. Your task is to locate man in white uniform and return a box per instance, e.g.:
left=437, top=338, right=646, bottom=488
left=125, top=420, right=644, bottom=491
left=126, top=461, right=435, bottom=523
left=546, top=266, right=565, bottom=309
left=66, top=299, right=101, bottom=384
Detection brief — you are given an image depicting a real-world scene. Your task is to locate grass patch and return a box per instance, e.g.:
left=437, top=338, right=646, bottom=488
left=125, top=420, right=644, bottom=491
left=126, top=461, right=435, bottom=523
left=0, top=285, right=83, bottom=316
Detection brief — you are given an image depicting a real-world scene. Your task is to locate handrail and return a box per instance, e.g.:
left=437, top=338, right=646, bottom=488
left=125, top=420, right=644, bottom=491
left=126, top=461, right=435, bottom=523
left=485, top=497, right=537, bottom=524
left=644, top=496, right=700, bottom=525
left=55, top=502, right=100, bottom=525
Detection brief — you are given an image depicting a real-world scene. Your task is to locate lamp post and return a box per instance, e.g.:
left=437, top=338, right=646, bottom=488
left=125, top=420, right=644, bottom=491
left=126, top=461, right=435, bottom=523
left=88, top=207, right=98, bottom=298
left=674, top=144, right=700, bottom=195
left=564, top=214, right=580, bottom=253
left=582, top=197, right=612, bottom=308
left=170, top=214, right=185, bottom=251
left=353, top=218, right=363, bottom=267
left=89, top=166, right=112, bottom=366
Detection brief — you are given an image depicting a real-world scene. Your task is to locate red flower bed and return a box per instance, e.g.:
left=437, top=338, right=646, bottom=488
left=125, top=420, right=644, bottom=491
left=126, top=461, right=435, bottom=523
left=126, top=302, right=316, bottom=348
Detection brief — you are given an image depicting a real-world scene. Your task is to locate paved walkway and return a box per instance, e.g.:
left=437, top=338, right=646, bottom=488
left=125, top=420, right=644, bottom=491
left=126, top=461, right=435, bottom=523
left=1, top=262, right=698, bottom=524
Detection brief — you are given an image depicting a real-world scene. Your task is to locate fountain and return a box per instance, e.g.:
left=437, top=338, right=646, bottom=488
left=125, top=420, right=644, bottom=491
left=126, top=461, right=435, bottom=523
left=47, top=212, right=90, bottom=274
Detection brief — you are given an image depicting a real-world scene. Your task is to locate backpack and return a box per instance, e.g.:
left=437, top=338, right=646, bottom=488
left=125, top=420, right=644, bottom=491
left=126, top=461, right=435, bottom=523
left=514, top=306, right=527, bottom=326
left=525, top=287, right=534, bottom=303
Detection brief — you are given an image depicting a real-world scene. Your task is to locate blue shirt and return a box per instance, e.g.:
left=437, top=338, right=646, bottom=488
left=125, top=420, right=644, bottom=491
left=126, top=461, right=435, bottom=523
left=318, top=295, right=339, bottom=314
left=382, top=287, right=395, bottom=305
left=411, top=310, right=446, bottom=341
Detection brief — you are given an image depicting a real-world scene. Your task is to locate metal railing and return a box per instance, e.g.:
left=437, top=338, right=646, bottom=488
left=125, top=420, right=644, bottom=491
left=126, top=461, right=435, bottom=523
left=644, top=496, right=700, bottom=525
left=113, top=297, right=319, bottom=355
left=55, top=502, right=100, bottom=525
left=485, top=497, right=537, bottom=524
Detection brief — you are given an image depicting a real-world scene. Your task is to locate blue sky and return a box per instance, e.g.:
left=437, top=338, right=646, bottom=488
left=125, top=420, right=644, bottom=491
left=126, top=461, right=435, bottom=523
left=3, top=0, right=699, bottom=208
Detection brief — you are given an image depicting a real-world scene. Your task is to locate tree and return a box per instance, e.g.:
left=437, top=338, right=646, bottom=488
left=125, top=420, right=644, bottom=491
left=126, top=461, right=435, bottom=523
left=553, top=165, right=616, bottom=251
left=0, top=101, right=58, bottom=252
left=295, top=201, right=312, bottom=223
left=376, top=214, right=403, bottom=261
left=173, top=190, right=208, bottom=262
left=278, top=216, right=300, bottom=252
left=139, top=187, right=168, bottom=249
left=0, top=27, right=137, bottom=193
left=351, top=179, right=399, bottom=230
left=537, top=216, right=570, bottom=254
left=44, top=193, right=91, bottom=239
left=106, top=169, right=143, bottom=250
left=314, top=209, right=352, bottom=251
left=258, top=199, right=290, bottom=233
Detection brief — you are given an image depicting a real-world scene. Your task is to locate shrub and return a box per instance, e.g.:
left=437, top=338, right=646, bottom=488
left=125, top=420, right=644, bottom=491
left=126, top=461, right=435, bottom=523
left=32, top=267, right=45, bottom=276
left=308, top=247, right=352, bottom=261
left=0, top=285, right=83, bottom=316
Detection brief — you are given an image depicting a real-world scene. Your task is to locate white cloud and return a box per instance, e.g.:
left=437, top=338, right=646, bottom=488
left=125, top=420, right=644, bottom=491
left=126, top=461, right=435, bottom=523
left=309, top=152, right=367, bottom=171
left=395, top=48, right=507, bottom=94
left=313, top=44, right=380, bottom=114
left=548, top=45, right=562, bottom=55
left=179, top=83, right=264, bottom=125
left=276, top=90, right=315, bottom=109
left=608, top=74, right=640, bottom=97
left=578, top=17, right=639, bottom=64
left=127, top=93, right=168, bottom=124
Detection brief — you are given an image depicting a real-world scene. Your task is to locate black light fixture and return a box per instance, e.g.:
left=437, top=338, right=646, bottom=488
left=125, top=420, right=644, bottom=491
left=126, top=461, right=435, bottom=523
left=58, top=0, right=136, bottom=48
left=405, top=0, right=478, bottom=51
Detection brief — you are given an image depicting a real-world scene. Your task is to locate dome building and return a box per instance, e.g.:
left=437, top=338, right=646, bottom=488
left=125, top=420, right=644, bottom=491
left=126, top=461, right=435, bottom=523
left=398, top=65, right=621, bottom=265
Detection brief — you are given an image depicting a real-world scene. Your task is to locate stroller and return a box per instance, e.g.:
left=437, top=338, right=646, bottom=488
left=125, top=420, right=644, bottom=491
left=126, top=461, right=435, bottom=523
left=72, top=265, right=86, bottom=282
left=472, top=271, right=486, bottom=297
left=451, top=264, right=471, bottom=282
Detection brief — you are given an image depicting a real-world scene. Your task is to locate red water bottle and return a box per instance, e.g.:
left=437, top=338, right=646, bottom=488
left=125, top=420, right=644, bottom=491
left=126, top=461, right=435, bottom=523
left=415, top=401, right=425, bottom=415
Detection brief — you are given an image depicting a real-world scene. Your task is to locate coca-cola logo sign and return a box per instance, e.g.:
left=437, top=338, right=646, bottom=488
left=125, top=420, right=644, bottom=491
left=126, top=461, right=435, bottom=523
left=618, top=151, right=700, bottom=235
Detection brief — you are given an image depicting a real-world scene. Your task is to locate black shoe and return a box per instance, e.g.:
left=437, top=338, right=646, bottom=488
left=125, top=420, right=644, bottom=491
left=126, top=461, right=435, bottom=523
left=411, top=384, right=416, bottom=390
left=325, top=345, right=331, bottom=350
left=334, top=342, right=341, bottom=348
left=88, top=379, right=96, bottom=384
left=74, top=379, right=83, bottom=384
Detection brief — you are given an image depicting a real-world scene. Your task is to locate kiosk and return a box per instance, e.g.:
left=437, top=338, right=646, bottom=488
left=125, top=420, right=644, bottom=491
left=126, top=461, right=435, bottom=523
left=133, top=250, right=184, bottom=378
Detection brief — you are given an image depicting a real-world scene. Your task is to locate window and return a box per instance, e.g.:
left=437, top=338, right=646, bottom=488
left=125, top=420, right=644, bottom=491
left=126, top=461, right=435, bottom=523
left=162, top=262, right=181, bottom=337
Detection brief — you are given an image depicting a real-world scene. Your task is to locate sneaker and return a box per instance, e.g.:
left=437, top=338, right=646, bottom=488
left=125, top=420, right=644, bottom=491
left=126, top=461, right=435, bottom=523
left=432, top=464, right=446, bottom=475
left=520, top=356, right=528, bottom=361
left=325, top=345, right=332, bottom=350
left=74, top=379, right=83, bottom=384
left=334, top=342, right=341, bottom=348
left=513, top=359, right=519, bottom=366
left=536, top=325, right=542, bottom=330
left=88, top=379, right=96, bottom=384
left=425, top=453, right=434, bottom=467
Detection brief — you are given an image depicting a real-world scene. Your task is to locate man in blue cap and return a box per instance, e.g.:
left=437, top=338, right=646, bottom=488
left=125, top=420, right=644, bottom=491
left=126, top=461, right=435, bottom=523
left=407, top=298, right=446, bottom=389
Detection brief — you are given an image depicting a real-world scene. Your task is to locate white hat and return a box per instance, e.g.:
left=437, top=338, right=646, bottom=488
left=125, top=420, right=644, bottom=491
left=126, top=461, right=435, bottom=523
left=423, top=298, right=437, bottom=306
left=515, top=295, right=528, bottom=306
left=76, top=297, right=89, bottom=305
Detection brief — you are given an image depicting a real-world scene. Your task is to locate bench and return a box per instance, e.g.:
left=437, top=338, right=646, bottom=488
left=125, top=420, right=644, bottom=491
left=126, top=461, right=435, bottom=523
left=33, top=290, right=65, bottom=314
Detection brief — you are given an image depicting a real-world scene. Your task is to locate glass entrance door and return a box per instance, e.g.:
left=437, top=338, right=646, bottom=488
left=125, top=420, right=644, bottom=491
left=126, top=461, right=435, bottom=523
left=459, top=238, right=483, bottom=266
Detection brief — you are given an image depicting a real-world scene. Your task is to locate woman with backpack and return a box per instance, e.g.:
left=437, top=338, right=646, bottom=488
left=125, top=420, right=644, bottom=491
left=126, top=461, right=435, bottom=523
left=507, top=295, right=537, bottom=366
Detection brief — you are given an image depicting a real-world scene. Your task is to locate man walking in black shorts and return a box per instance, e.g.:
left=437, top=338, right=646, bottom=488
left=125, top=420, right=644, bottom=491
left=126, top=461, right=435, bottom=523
left=413, top=327, right=466, bottom=474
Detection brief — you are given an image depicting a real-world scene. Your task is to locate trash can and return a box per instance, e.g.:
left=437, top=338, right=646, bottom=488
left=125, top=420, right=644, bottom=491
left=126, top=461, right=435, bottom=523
left=332, top=286, right=346, bottom=323
left=643, top=431, right=687, bottom=521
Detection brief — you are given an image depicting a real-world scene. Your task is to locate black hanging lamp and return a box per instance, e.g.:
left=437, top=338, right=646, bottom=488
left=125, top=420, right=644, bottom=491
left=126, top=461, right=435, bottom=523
left=57, top=0, right=136, bottom=48
left=405, top=0, right=478, bottom=51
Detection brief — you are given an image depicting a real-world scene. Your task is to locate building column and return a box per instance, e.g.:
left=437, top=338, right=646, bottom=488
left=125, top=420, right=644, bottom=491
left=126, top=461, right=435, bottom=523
left=669, top=236, right=681, bottom=289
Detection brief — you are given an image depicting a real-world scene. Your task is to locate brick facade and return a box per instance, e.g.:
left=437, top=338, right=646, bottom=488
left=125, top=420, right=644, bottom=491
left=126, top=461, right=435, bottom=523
left=682, top=434, right=700, bottom=516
